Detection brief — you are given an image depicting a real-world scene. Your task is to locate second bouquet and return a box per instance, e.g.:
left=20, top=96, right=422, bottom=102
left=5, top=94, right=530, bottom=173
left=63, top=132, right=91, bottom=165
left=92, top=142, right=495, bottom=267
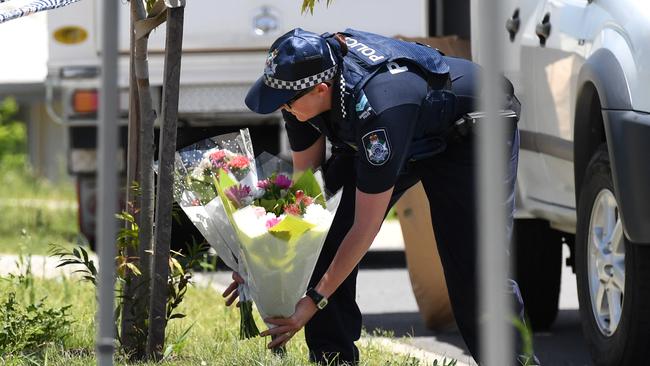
left=214, top=154, right=342, bottom=322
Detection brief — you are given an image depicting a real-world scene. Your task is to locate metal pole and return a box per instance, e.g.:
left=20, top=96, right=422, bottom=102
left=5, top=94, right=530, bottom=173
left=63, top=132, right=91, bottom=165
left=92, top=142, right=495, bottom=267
left=96, top=0, right=118, bottom=364
left=477, top=0, right=512, bottom=365
left=435, top=0, right=444, bottom=37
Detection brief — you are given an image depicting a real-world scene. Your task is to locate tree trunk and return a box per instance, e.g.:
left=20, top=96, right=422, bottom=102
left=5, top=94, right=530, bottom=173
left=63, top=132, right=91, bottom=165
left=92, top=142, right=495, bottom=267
left=147, top=5, right=184, bottom=360
left=119, top=0, right=146, bottom=358
left=134, top=0, right=157, bottom=358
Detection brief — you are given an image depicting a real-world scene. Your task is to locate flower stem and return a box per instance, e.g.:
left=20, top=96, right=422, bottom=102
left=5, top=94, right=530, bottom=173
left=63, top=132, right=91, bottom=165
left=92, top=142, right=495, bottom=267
left=239, top=300, right=260, bottom=339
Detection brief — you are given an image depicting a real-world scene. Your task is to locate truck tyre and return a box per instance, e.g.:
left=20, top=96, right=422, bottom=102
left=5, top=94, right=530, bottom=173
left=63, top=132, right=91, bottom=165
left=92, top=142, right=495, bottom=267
left=514, top=218, right=562, bottom=331
left=576, top=145, right=650, bottom=365
left=395, top=183, right=455, bottom=330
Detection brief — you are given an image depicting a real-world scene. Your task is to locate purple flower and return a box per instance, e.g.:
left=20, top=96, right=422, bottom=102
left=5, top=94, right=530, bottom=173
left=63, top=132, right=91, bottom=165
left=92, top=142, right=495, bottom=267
left=257, top=179, right=271, bottom=190
left=274, top=174, right=292, bottom=189
left=225, top=184, right=251, bottom=208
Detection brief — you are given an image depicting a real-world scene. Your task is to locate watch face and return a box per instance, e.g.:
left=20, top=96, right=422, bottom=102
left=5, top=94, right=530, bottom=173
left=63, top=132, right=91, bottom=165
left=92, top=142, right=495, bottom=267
left=307, top=288, right=328, bottom=310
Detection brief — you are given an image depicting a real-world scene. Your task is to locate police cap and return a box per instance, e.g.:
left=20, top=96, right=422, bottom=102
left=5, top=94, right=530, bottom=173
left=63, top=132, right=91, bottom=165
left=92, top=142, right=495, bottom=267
left=245, top=28, right=338, bottom=114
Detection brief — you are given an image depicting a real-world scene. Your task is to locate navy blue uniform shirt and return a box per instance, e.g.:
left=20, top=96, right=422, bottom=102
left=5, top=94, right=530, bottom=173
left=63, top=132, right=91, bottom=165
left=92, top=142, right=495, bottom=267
left=284, top=60, right=441, bottom=194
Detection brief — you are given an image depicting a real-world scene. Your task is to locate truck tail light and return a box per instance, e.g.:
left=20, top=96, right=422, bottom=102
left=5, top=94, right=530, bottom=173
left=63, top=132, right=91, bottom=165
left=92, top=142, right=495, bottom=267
left=72, top=89, right=98, bottom=114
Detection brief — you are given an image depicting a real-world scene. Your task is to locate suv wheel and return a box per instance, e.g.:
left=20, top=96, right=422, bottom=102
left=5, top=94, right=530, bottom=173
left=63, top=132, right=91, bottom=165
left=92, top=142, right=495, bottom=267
left=514, top=219, right=563, bottom=331
left=576, top=145, right=650, bottom=365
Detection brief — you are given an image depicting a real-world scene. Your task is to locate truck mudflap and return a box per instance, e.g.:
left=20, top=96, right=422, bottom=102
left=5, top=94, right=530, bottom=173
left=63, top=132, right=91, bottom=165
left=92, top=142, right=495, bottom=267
left=603, top=109, right=650, bottom=243
left=76, top=175, right=97, bottom=245
left=76, top=175, right=126, bottom=247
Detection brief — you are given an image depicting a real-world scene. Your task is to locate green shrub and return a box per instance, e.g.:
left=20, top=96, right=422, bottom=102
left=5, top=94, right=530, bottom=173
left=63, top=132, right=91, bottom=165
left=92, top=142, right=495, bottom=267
left=0, top=292, right=73, bottom=357
left=0, top=97, right=27, bottom=170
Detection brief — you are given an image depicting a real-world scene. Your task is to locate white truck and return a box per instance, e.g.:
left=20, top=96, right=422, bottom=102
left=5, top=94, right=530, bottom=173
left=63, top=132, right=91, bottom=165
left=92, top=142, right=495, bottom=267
left=471, top=1, right=650, bottom=364
left=44, top=0, right=432, bottom=247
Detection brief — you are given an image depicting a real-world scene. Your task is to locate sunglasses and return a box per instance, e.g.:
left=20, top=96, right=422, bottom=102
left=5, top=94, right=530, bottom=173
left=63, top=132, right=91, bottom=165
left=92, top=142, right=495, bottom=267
left=285, top=86, right=317, bottom=109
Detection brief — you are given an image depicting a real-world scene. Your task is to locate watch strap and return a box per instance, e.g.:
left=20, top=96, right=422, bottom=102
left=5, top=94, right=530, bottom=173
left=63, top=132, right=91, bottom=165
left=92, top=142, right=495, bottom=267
left=306, top=287, right=328, bottom=310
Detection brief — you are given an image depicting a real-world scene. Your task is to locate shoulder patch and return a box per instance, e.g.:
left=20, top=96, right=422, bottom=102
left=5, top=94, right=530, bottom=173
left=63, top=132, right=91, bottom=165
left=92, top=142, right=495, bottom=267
left=355, top=91, right=376, bottom=121
left=362, top=129, right=391, bottom=166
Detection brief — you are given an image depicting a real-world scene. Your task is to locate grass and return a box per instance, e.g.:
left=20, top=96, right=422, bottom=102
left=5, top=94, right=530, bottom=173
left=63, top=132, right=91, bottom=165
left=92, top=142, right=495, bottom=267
left=0, top=205, right=79, bottom=255
left=0, top=163, right=79, bottom=255
left=0, top=276, right=441, bottom=366
left=0, top=162, right=75, bottom=201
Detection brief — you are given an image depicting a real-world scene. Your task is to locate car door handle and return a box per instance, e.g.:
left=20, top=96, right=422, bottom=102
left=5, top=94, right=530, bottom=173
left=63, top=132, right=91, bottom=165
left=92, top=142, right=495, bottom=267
left=505, top=8, right=521, bottom=42
left=536, top=13, right=552, bottom=47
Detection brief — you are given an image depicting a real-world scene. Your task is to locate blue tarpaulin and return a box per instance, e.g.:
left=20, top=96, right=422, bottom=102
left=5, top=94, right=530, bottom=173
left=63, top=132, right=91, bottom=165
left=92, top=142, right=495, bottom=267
left=0, top=0, right=80, bottom=24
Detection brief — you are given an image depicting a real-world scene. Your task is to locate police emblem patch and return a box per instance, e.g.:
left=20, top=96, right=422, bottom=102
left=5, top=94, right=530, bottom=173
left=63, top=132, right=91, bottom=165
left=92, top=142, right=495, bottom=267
left=362, top=129, right=391, bottom=166
left=264, top=49, right=278, bottom=76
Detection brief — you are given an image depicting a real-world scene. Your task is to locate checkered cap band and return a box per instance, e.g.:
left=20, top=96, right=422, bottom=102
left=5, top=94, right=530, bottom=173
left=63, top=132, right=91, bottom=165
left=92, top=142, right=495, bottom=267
left=263, top=65, right=338, bottom=91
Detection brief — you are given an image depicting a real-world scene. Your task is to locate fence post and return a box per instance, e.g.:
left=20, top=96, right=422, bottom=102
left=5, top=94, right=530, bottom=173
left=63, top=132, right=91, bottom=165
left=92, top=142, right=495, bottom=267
left=477, top=0, right=512, bottom=365
left=96, top=0, right=119, bottom=364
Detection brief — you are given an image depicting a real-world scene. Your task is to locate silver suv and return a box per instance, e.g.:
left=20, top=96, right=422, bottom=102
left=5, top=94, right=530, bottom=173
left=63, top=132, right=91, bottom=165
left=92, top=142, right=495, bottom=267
left=473, top=1, right=650, bottom=364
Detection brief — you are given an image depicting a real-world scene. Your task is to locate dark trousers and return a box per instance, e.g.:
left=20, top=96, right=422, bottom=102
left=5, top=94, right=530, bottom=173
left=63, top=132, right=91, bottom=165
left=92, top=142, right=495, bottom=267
left=306, top=129, right=530, bottom=365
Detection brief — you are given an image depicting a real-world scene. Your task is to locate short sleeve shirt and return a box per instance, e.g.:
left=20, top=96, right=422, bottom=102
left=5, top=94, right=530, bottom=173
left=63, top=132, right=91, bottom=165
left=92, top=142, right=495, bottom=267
left=284, top=60, right=430, bottom=194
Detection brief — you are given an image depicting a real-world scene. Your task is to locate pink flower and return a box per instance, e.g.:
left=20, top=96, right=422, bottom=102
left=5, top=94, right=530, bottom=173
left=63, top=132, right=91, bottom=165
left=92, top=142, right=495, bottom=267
left=295, top=190, right=313, bottom=206
left=274, top=174, right=292, bottom=189
left=257, top=179, right=271, bottom=189
left=209, top=150, right=228, bottom=169
left=283, top=203, right=301, bottom=216
left=228, top=155, right=250, bottom=170
left=265, top=217, right=282, bottom=229
left=295, top=190, right=304, bottom=202
left=225, top=184, right=251, bottom=208
left=253, top=206, right=266, bottom=218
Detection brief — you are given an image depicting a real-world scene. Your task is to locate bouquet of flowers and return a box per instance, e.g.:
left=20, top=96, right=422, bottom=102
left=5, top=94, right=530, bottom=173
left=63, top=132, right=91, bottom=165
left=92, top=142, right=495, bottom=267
left=173, top=129, right=260, bottom=338
left=214, top=153, right=342, bottom=323
left=174, top=131, right=342, bottom=343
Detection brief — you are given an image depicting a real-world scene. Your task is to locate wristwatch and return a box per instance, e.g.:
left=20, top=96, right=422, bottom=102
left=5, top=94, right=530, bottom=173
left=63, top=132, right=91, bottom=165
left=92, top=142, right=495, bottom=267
left=306, top=288, right=328, bottom=310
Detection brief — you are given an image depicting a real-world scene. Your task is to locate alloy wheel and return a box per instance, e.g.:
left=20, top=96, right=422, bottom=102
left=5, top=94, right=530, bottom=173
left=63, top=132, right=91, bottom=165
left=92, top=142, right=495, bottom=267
left=587, top=189, right=625, bottom=336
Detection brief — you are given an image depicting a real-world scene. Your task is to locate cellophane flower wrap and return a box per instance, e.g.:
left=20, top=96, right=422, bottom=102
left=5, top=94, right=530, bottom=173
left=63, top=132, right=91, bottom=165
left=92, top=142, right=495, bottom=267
left=214, top=153, right=342, bottom=324
left=173, top=129, right=260, bottom=338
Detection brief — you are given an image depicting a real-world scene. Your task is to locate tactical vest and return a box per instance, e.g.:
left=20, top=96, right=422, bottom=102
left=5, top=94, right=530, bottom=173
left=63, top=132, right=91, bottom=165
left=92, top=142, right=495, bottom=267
left=322, top=29, right=457, bottom=153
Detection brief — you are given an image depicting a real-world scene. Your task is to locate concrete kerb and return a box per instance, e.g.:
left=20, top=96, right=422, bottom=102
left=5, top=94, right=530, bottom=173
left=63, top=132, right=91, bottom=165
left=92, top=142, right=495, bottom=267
left=358, top=337, right=471, bottom=366
left=0, top=254, right=87, bottom=278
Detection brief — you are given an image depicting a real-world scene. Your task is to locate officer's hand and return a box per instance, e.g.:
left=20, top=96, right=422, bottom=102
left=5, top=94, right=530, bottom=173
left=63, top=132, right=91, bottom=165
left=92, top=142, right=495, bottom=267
left=261, top=296, right=318, bottom=349
left=222, top=271, right=245, bottom=307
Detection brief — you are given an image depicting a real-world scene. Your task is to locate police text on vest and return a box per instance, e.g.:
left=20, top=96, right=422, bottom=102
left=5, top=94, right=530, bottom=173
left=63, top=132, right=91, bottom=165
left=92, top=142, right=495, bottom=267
left=345, top=37, right=385, bottom=63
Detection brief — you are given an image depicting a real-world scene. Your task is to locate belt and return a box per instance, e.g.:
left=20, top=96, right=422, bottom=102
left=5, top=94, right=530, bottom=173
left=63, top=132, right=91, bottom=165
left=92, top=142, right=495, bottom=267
left=407, top=109, right=519, bottom=162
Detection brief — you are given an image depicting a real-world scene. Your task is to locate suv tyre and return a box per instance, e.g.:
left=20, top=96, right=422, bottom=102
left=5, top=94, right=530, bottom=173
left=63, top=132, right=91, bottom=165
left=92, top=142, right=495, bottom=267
left=575, top=145, right=650, bottom=365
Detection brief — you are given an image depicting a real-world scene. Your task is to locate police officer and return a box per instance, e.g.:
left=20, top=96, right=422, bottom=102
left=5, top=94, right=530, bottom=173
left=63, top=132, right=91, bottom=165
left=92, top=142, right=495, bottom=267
left=226, top=28, right=540, bottom=366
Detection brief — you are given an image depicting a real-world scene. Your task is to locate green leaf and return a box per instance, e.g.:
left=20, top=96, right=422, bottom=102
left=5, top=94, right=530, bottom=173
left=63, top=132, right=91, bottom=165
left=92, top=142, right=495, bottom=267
left=169, top=313, right=186, bottom=320
left=257, top=198, right=278, bottom=213
left=80, top=247, right=89, bottom=264
left=163, top=344, right=174, bottom=359
left=301, top=0, right=335, bottom=14
left=292, top=169, right=326, bottom=205
left=125, top=263, right=142, bottom=276
left=169, top=257, right=184, bottom=275
left=268, top=215, right=316, bottom=242
left=213, top=169, right=240, bottom=218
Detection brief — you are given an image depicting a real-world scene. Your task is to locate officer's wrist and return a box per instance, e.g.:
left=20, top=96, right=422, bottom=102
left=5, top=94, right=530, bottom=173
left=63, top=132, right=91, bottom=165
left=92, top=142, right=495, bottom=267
left=306, top=288, right=328, bottom=310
